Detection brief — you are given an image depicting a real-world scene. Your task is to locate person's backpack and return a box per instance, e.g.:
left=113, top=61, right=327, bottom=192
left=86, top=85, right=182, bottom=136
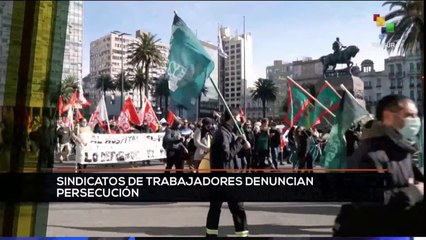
left=256, top=130, right=269, bottom=151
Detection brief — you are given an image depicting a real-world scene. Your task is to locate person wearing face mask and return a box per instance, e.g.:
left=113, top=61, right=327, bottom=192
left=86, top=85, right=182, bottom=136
left=337, top=95, right=424, bottom=236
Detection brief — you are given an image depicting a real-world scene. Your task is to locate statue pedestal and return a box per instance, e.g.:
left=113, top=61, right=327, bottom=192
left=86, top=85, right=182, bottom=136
left=313, top=74, right=366, bottom=132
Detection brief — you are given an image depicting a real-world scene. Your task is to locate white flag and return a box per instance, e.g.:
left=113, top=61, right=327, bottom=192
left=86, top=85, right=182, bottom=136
left=95, top=96, right=109, bottom=122
left=218, top=27, right=228, bottom=58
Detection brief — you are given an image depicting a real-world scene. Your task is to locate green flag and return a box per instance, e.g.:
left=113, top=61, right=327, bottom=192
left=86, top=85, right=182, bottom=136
left=320, top=91, right=369, bottom=169
left=166, top=14, right=214, bottom=109
left=298, top=103, right=320, bottom=128
left=284, top=80, right=310, bottom=126
left=313, top=82, right=341, bottom=125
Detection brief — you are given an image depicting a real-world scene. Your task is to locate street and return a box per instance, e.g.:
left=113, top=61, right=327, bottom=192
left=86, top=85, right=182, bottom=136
left=46, top=159, right=340, bottom=237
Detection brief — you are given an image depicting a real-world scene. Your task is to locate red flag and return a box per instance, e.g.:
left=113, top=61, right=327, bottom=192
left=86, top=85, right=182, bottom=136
left=77, top=87, right=91, bottom=107
left=62, top=91, right=78, bottom=112
left=167, top=110, right=176, bottom=126
left=74, top=109, right=84, bottom=121
left=143, top=99, right=159, bottom=132
left=122, top=97, right=141, bottom=126
left=117, top=111, right=131, bottom=132
left=58, top=96, right=64, bottom=115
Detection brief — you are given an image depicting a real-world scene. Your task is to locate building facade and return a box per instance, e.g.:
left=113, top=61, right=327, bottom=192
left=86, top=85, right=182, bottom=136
left=219, top=26, right=253, bottom=111
left=89, top=30, right=169, bottom=116
left=359, top=48, right=422, bottom=115
left=199, top=41, right=219, bottom=118
left=62, top=0, right=83, bottom=82
left=266, top=60, right=294, bottom=119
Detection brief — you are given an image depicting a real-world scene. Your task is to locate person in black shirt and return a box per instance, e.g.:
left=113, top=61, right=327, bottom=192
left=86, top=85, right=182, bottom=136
left=269, top=122, right=281, bottom=169
left=206, top=108, right=251, bottom=237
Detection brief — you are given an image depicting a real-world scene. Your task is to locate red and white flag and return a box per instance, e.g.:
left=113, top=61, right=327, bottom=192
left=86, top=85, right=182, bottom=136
left=142, top=96, right=159, bottom=132
left=122, top=97, right=141, bottom=126
left=62, top=91, right=78, bottom=112
left=77, top=85, right=91, bottom=107
left=117, top=111, right=131, bottom=133
left=89, top=97, right=109, bottom=129
left=58, top=96, right=64, bottom=116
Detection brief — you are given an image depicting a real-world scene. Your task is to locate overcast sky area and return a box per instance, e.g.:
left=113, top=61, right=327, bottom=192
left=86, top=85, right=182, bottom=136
left=83, top=1, right=399, bottom=82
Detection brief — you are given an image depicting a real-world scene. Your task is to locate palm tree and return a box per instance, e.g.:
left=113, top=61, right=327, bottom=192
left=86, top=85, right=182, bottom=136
left=382, top=0, right=424, bottom=103
left=153, top=74, right=170, bottom=115
left=128, top=32, right=165, bottom=99
left=60, top=76, right=79, bottom=102
left=95, top=74, right=115, bottom=101
left=251, top=78, right=278, bottom=118
left=128, top=66, right=147, bottom=108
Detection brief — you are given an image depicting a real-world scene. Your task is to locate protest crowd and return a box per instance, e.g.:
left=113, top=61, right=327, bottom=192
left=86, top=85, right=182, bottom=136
left=22, top=13, right=423, bottom=238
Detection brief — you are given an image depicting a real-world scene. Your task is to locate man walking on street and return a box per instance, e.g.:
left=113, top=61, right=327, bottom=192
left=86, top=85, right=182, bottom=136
left=206, top=108, right=251, bottom=237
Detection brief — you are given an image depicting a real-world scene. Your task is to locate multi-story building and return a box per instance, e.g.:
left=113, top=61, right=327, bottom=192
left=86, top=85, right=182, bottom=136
left=199, top=41, right=219, bottom=119
left=62, top=0, right=83, bottom=82
left=359, top=47, right=422, bottom=115
left=90, top=30, right=169, bottom=116
left=292, top=57, right=323, bottom=86
left=245, top=87, right=264, bottom=120
left=266, top=60, right=294, bottom=119
left=0, top=1, right=13, bottom=107
left=219, top=26, right=253, bottom=111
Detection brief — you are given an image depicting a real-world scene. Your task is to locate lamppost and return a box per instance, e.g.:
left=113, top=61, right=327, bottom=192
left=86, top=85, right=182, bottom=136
left=111, top=31, right=131, bottom=108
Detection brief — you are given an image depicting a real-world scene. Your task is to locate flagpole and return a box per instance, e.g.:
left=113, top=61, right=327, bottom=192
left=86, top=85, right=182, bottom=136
left=209, top=77, right=244, bottom=135
left=324, top=80, right=342, bottom=98
left=287, top=77, right=336, bottom=117
left=243, top=16, right=246, bottom=114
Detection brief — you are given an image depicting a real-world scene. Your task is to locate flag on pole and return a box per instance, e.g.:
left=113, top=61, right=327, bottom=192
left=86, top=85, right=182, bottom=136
left=284, top=79, right=311, bottom=127
left=167, top=110, right=176, bottom=126
left=117, top=111, right=131, bottom=133
left=143, top=96, right=159, bottom=132
left=66, top=108, right=74, bottom=130
left=58, top=96, right=64, bottom=116
left=89, top=97, right=109, bottom=131
left=77, top=85, right=91, bottom=107
left=218, top=26, right=228, bottom=58
left=122, top=97, right=141, bottom=126
left=74, top=109, right=83, bottom=122
left=62, top=91, right=78, bottom=112
left=312, top=81, right=341, bottom=125
left=166, top=13, right=215, bottom=110
left=298, top=103, right=320, bottom=129
left=320, top=91, right=370, bottom=169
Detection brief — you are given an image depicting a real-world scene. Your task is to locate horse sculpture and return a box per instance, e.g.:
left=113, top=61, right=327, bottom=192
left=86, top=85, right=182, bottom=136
left=320, top=45, right=359, bottom=76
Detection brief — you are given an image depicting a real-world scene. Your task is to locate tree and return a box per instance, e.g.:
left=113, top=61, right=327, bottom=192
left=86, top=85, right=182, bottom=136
left=153, top=74, right=170, bottom=116
left=382, top=0, right=424, bottom=104
left=128, top=32, right=165, bottom=99
left=251, top=78, right=278, bottom=118
left=128, top=66, right=147, bottom=108
left=95, top=74, right=115, bottom=101
left=60, top=76, right=79, bottom=102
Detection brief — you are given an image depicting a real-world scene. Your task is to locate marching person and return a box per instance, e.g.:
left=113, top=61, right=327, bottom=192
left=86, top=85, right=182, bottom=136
left=162, top=117, right=187, bottom=174
left=192, top=118, right=213, bottom=171
left=253, top=118, right=271, bottom=170
left=206, top=108, right=251, bottom=237
left=56, top=121, right=72, bottom=163
left=336, top=95, right=424, bottom=235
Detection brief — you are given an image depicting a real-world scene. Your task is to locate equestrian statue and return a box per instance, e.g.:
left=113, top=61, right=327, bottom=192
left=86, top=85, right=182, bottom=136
left=320, top=37, right=359, bottom=76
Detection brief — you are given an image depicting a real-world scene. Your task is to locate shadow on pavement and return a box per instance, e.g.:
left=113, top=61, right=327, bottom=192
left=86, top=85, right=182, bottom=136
left=245, top=205, right=340, bottom=216
left=47, top=224, right=333, bottom=236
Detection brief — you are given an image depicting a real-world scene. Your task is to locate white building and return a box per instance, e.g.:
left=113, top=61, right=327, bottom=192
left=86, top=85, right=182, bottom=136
left=266, top=60, right=294, bottom=119
left=219, top=26, right=253, bottom=110
left=89, top=30, right=169, bottom=115
left=359, top=47, right=422, bottom=114
left=62, top=1, right=83, bottom=82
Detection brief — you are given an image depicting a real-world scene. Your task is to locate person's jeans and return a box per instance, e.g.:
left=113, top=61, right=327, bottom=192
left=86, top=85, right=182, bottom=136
left=270, top=147, right=279, bottom=169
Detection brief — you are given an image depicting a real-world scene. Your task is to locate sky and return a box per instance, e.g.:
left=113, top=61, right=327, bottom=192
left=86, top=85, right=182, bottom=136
left=83, top=1, right=399, bottom=85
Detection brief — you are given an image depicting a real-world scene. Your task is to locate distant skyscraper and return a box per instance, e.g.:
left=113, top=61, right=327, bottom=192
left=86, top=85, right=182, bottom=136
left=219, top=26, right=253, bottom=110
left=62, top=1, right=83, bottom=82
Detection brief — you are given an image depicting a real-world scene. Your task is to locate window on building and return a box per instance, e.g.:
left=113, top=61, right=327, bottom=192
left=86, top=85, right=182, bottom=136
left=376, top=78, right=381, bottom=87
left=410, top=77, right=415, bottom=86
left=396, top=63, right=402, bottom=72
left=416, top=62, right=421, bottom=71
left=391, top=79, right=396, bottom=87
left=376, top=93, right=381, bottom=100
left=398, top=90, right=402, bottom=95
left=236, top=49, right=241, bottom=53
left=389, top=65, right=394, bottom=73
left=231, top=45, right=235, bottom=49
left=397, top=79, right=403, bottom=87
left=410, top=63, right=414, bottom=71
left=410, top=90, right=415, bottom=99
